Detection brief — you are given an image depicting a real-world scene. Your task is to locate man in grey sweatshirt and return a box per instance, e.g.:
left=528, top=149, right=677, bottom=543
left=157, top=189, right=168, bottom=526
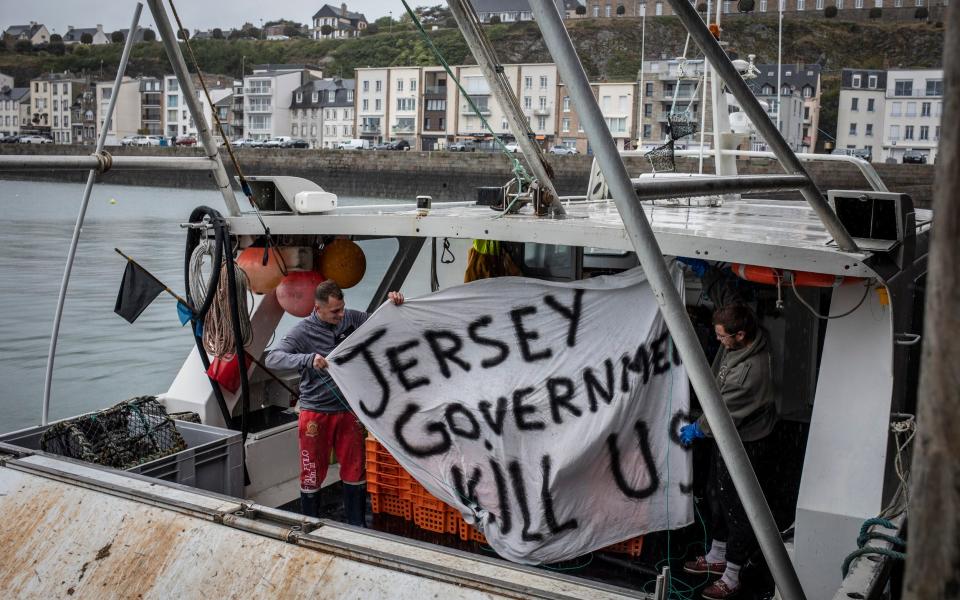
left=679, top=266, right=777, bottom=599
left=265, top=280, right=403, bottom=525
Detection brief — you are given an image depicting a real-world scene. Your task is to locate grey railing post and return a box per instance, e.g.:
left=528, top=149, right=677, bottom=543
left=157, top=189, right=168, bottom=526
left=526, top=1, right=807, bottom=599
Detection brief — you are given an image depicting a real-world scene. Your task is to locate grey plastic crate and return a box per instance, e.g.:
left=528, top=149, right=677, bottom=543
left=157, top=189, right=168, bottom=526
left=0, top=419, right=243, bottom=498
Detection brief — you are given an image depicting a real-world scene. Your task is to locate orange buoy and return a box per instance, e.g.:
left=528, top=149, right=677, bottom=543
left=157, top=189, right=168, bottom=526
left=276, top=270, right=325, bottom=317
left=731, top=263, right=861, bottom=288
left=318, top=239, right=366, bottom=289
left=237, top=246, right=286, bottom=294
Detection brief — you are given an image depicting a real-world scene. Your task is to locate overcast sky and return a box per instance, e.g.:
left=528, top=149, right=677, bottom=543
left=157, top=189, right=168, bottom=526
left=2, top=0, right=399, bottom=35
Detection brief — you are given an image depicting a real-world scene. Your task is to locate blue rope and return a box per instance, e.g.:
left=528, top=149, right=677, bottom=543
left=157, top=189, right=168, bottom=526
left=841, top=517, right=906, bottom=578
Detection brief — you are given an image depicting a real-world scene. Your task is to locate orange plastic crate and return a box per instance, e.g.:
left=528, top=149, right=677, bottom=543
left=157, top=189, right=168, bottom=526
left=458, top=519, right=488, bottom=544
left=413, top=504, right=450, bottom=533
left=602, top=536, right=645, bottom=558
left=369, top=492, right=412, bottom=519
left=407, top=480, right=447, bottom=510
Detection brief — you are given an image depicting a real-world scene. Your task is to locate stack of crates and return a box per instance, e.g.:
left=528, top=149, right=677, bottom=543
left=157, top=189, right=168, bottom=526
left=365, top=435, right=643, bottom=558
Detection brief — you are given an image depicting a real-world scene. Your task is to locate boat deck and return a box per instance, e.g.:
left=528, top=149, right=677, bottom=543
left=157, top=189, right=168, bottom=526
left=226, top=198, right=932, bottom=278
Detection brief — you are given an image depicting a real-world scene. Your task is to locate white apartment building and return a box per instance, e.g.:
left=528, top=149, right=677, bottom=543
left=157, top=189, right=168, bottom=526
left=0, top=87, right=30, bottom=137
left=881, top=68, right=943, bottom=163
left=244, top=65, right=322, bottom=141
left=96, top=76, right=141, bottom=144
left=164, top=75, right=189, bottom=139
left=556, top=82, right=637, bottom=153
left=164, top=75, right=238, bottom=141
left=29, top=73, right=91, bottom=143
left=836, top=69, right=886, bottom=160
left=355, top=68, right=389, bottom=144
left=389, top=68, right=421, bottom=144
left=0, top=72, right=13, bottom=90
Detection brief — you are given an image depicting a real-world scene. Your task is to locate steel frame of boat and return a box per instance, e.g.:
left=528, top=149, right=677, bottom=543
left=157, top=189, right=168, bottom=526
left=0, top=0, right=926, bottom=598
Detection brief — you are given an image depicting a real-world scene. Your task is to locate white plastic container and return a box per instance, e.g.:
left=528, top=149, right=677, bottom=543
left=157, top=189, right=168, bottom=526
left=294, top=190, right=338, bottom=213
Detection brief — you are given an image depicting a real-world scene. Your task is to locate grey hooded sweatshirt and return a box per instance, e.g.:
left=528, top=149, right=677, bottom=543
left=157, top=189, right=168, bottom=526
left=696, top=328, right=777, bottom=442
left=264, top=309, right=368, bottom=413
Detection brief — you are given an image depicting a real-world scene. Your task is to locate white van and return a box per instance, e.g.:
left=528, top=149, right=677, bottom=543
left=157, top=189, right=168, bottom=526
left=337, top=139, right=368, bottom=150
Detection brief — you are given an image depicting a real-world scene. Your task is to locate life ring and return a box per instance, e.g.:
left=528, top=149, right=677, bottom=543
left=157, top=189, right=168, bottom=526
left=731, top=263, right=862, bottom=288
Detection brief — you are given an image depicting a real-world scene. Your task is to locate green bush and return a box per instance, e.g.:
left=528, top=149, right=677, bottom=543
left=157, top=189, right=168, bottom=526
left=824, top=5, right=838, bottom=17
left=14, top=39, right=33, bottom=53
left=868, top=6, right=881, bottom=18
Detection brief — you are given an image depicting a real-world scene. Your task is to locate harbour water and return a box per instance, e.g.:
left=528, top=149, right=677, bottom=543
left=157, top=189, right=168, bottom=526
left=0, top=180, right=407, bottom=434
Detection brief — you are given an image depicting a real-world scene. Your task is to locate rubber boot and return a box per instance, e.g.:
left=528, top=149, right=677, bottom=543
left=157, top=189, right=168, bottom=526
left=300, top=491, right=320, bottom=518
left=342, top=483, right=367, bottom=528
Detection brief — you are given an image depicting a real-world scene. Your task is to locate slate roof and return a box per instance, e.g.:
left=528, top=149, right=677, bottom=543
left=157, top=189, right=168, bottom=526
left=754, top=63, right=821, bottom=94
left=312, top=4, right=367, bottom=22
left=0, top=87, right=29, bottom=102
left=117, top=27, right=155, bottom=42
left=4, top=24, right=45, bottom=39
left=841, top=68, right=888, bottom=89
left=290, top=78, right=355, bottom=108
left=62, top=27, right=99, bottom=42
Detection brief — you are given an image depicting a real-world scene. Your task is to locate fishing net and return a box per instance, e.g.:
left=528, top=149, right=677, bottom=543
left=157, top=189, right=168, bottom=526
left=40, top=396, right=187, bottom=470
left=668, top=113, right=698, bottom=140
left=645, top=140, right=676, bottom=173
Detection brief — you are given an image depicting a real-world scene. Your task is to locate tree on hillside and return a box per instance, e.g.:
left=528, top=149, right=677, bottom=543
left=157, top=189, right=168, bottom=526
left=80, top=32, right=93, bottom=44
left=739, top=0, right=755, bottom=12
left=362, top=23, right=380, bottom=35
left=576, top=4, right=587, bottom=14
left=177, top=28, right=190, bottom=41
left=321, top=24, right=334, bottom=36
left=374, top=16, right=394, bottom=28
left=616, top=4, right=626, bottom=15
left=212, top=28, right=224, bottom=39
left=48, top=34, right=65, bottom=55
left=14, top=39, right=33, bottom=53
left=111, top=31, right=124, bottom=43
left=228, top=29, right=242, bottom=39
left=143, top=29, right=156, bottom=41
left=825, top=5, right=838, bottom=17
left=50, top=33, right=62, bottom=43
left=283, top=24, right=306, bottom=37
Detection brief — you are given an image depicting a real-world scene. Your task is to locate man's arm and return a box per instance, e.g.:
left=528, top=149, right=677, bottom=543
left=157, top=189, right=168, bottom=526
left=264, top=328, right=315, bottom=372
left=695, top=363, right=758, bottom=437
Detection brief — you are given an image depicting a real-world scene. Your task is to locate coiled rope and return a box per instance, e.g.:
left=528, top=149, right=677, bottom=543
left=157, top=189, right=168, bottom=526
left=200, top=258, right=253, bottom=356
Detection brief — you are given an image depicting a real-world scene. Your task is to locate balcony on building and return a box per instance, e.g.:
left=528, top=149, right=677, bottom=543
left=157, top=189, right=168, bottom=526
left=392, top=120, right=416, bottom=133
left=141, top=107, right=162, bottom=122
left=533, top=107, right=551, bottom=116
left=360, top=124, right=382, bottom=134
left=424, top=85, right=448, bottom=97
left=461, top=103, right=491, bottom=116
left=245, top=85, right=272, bottom=95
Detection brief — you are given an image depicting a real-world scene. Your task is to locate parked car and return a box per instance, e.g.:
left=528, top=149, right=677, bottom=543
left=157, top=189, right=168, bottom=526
left=447, top=140, right=476, bottom=152
left=548, top=145, right=578, bottom=155
left=0, top=134, right=20, bottom=143
left=831, top=147, right=871, bottom=162
left=175, top=136, right=197, bottom=146
left=18, top=135, right=53, bottom=144
left=901, top=149, right=927, bottom=164
left=337, top=139, right=369, bottom=150
left=119, top=135, right=144, bottom=146
left=281, top=138, right=310, bottom=149
left=503, top=142, right=520, bottom=153
left=143, top=135, right=165, bottom=146
left=229, top=138, right=256, bottom=147
left=262, top=136, right=291, bottom=148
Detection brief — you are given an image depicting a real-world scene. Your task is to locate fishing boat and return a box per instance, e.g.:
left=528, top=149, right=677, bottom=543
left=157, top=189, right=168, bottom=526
left=0, top=0, right=937, bottom=598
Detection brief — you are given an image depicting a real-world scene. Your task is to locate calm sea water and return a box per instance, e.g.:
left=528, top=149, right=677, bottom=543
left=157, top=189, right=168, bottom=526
left=0, top=180, right=407, bottom=434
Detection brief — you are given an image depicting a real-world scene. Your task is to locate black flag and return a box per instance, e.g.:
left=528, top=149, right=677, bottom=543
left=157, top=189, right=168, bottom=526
left=114, top=260, right=165, bottom=323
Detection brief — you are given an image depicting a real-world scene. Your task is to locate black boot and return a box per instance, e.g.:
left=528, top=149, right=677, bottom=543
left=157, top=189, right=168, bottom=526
left=342, top=483, right=367, bottom=527
left=300, top=491, right=320, bottom=518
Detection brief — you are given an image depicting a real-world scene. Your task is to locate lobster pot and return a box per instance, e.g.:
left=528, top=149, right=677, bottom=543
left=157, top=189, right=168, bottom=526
left=39, top=396, right=187, bottom=470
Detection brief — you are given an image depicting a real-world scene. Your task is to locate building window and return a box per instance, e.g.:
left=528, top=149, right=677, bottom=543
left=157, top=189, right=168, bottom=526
left=906, top=102, right=917, bottom=117
left=524, top=96, right=532, bottom=109
left=375, top=99, right=381, bottom=111
left=375, top=80, right=382, bottom=92
left=867, top=98, right=875, bottom=112
left=643, top=124, right=652, bottom=138
left=362, top=99, right=369, bottom=111
left=644, top=103, right=652, bottom=117
left=562, top=118, right=570, bottom=132
left=656, top=1, right=663, bottom=13
left=537, top=115, right=546, bottom=130
left=645, top=82, right=654, bottom=97
left=798, top=0, right=805, bottom=8
left=396, top=98, right=415, bottom=111
left=921, top=102, right=931, bottom=116
left=849, top=123, right=857, bottom=135
left=593, top=5, right=600, bottom=16
left=760, top=0, right=768, bottom=10
left=934, top=125, right=941, bottom=140
left=925, top=80, right=943, bottom=96
left=539, top=96, right=547, bottom=109
left=167, top=94, right=177, bottom=107
left=852, top=74, right=861, bottom=88
left=363, top=80, right=369, bottom=92
left=524, top=76, right=532, bottom=90
left=891, top=101, right=902, bottom=116
left=540, top=76, right=548, bottom=89
left=904, top=125, right=914, bottom=139
left=865, top=123, right=873, bottom=136
left=894, top=80, right=913, bottom=96
left=816, top=0, right=824, bottom=7
left=804, top=106, right=810, bottom=119
left=397, top=79, right=404, bottom=91
left=410, top=79, right=417, bottom=92
left=563, top=96, right=570, bottom=111
left=851, top=97, right=859, bottom=111
left=605, top=4, right=612, bottom=16
left=919, top=125, right=929, bottom=140
left=296, top=92, right=303, bottom=103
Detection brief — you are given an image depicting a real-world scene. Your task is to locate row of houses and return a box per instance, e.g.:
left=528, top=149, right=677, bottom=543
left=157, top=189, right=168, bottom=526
left=1, top=63, right=942, bottom=161
left=3, top=22, right=155, bottom=46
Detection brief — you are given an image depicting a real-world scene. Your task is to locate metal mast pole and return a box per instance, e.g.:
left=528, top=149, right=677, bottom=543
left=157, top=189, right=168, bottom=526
left=445, top=0, right=565, bottom=216
left=147, top=0, right=240, bottom=216
left=776, top=2, right=783, bottom=138
left=41, top=3, right=144, bottom=426
left=525, top=1, right=807, bottom=599
left=664, top=0, right=858, bottom=253
left=637, top=5, right=646, bottom=149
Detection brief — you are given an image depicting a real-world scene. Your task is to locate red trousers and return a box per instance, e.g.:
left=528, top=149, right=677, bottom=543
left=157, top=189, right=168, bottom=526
left=298, top=409, right=365, bottom=492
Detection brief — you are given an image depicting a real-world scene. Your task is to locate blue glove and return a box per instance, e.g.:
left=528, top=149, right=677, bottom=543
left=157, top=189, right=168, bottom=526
left=677, top=257, right=709, bottom=278
left=679, top=422, right=705, bottom=447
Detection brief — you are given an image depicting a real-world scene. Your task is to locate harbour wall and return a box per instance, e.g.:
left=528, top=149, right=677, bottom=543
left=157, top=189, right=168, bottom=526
left=0, top=145, right=936, bottom=208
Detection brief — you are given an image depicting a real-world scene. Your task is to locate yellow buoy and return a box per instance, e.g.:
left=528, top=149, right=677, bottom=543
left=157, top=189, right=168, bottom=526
left=318, top=239, right=366, bottom=289
left=109, top=198, right=117, bottom=205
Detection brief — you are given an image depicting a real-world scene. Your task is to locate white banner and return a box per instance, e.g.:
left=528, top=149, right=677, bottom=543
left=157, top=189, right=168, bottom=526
left=327, top=266, right=692, bottom=564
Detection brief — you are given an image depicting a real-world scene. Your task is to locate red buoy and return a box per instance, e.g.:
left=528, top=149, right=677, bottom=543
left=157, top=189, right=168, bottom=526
left=276, top=271, right=325, bottom=317
left=237, top=247, right=286, bottom=294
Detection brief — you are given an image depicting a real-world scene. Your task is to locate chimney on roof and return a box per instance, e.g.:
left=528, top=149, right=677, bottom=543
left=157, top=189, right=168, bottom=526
left=341, top=3, right=348, bottom=16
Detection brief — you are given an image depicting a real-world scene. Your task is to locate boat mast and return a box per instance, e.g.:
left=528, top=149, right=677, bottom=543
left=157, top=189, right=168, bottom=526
left=637, top=4, right=646, bottom=150
left=41, top=3, right=144, bottom=426
left=526, top=0, right=806, bottom=598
